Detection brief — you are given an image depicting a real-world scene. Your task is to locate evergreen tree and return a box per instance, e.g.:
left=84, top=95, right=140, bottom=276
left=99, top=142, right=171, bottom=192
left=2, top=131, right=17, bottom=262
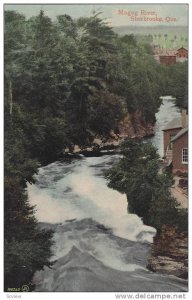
left=106, top=139, right=187, bottom=230
left=4, top=10, right=178, bottom=290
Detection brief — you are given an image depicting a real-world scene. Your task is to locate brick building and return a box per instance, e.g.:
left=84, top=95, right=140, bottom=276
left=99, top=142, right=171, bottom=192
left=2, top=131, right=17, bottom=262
left=153, top=47, right=188, bottom=65
left=177, top=47, right=188, bottom=58
left=163, top=110, right=188, bottom=175
left=159, top=55, right=176, bottom=66
left=176, top=47, right=188, bottom=63
left=171, top=127, right=188, bottom=175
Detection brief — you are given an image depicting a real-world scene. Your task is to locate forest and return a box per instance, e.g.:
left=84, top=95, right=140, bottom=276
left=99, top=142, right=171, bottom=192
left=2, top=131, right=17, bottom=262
left=4, top=10, right=188, bottom=291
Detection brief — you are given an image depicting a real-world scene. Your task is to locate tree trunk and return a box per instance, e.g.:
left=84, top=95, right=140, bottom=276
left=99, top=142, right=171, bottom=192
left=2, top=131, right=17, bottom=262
left=8, top=80, right=13, bottom=116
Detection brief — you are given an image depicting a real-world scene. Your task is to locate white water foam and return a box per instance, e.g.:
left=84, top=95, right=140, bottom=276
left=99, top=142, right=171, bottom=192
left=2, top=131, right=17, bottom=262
left=28, top=155, right=156, bottom=243
left=51, top=226, right=147, bottom=272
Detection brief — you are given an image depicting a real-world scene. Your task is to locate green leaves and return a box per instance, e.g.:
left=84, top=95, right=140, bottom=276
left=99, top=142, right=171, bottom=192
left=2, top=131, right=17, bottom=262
left=166, top=62, right=188, bottom=109
left=87, top=90, right=126, bottom=134
left=106, top=139, right=187, bottom=230
left=5, top=9, right=165, bottom=147
left=4, top=229, right=53, bottom=291
left=4, top=10, right=176, bottom=290
left=4, top=123, right=54, bottom=290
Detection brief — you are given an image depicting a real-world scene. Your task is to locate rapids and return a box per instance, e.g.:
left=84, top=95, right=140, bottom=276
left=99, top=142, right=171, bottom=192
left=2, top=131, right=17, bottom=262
left=29, top=97, right=186, bottom=292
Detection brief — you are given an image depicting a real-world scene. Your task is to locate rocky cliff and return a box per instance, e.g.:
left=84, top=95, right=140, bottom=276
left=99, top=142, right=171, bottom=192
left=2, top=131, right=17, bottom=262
left=147, top=225, right=188, bottom=279
left=63, top=111, right=155, bottom=156
left=118, top=111, right=154, bottom=139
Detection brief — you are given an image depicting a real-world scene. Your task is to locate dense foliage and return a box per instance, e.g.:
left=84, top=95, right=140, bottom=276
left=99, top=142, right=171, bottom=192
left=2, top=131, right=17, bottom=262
left=166, top=62, right=188, bottom=109
left=5, top=11, right=166, bottom=149
left=4, top=118, right=53, bottom=291
left=106, top=139, right=188, bottom=231
left=4, top=9, right=187, bottom=290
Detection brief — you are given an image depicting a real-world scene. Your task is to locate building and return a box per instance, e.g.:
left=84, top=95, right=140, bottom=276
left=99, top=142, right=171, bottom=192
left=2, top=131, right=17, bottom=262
left=171, top=127, right=188, bottom=175
left=159, top=55, right=176, bottom=66
left=176, top=47, right=188, bottom=63
left=152, top=47, right=188, bottom=65
left=163, top=110, right=188, bottom=175
left=177, top=47, right=188, bottom=58
left=153, top=48, right=177, bottom=65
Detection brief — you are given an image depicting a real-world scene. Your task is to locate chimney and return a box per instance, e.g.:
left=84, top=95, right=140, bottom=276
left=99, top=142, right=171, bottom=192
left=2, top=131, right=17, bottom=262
left=181, top=109, right=187, bottom=128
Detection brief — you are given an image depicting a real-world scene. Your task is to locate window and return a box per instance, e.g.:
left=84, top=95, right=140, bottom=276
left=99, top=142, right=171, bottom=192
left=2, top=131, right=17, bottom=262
left=182, top=148, right=188, bottom=164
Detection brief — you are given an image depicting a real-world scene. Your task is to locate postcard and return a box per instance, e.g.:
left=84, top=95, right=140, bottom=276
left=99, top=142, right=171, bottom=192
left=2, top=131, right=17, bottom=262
left=3, top=2, right=188, bottom=297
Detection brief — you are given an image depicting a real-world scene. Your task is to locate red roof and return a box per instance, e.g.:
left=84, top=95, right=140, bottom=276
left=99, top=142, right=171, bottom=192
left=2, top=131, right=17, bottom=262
left=177, top=47, right=188, bottom=51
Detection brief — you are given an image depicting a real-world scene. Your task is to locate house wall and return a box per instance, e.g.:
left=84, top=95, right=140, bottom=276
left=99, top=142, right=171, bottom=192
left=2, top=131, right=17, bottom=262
left=159, top=56, right=176, bottom=66
left=172, top=132, right=188, bottom=175
left=177, top=48, right=188, bottom=58
left=163, top=128, right=181, bottom=156
left=176, top=57, right=188, bottom=63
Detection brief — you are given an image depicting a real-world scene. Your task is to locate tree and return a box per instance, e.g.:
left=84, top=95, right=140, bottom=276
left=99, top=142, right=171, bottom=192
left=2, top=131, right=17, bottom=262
left=166, top=61, right=188, bottom=109
left=57, top=14, right=78, bottom=38
left=120, top=34, right=137, bottom=46
left=87, top=90, right=126, bottom=134
left=65, top=13, right=128, bottom=142
left=4, top=10, right=55, bottom=291
left=106, top=139, right=160, bottom=222
left=4, top=123, right=54, bottom=291
left=106, top=138, right=187, bottom=230
left=164, top=33, right=168, bottom=48
left=123, top=53, right=163, bottom=122
left=4, top=11, right=26, bottom=116
left=4, top=10, right=172, bottom=290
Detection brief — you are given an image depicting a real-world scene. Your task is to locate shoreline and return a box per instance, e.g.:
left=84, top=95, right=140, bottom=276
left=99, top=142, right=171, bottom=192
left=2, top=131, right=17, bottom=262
left=62, top=128, right=155, bottom=158
left=147, top=225, right=188, bottom=279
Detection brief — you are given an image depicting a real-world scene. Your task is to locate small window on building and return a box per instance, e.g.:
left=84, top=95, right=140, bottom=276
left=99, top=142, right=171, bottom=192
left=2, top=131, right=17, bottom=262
left=182, top=148, right=188, bottom=164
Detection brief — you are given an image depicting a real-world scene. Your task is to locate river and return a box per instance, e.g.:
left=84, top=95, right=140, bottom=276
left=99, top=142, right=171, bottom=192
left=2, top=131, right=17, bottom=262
left=28, top=97, right=186, bottom=292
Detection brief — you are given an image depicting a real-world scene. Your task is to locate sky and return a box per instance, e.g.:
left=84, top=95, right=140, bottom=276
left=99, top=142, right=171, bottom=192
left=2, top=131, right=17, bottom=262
left=4, top=4, right=188, bottom=27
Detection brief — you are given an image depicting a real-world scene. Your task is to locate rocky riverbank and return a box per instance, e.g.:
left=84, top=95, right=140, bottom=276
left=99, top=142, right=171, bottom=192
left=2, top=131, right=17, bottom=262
left=63, top=112, right=155, bottom=156
left=34, top=220, right=187, bottom=292
left=147, top=225, right=188, bottom=279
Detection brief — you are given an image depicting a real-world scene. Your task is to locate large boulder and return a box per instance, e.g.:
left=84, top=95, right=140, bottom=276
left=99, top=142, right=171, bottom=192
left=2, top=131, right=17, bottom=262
left=73, top=145, right=81, bottom=153
left=92, top=138, right=102, bottom=146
